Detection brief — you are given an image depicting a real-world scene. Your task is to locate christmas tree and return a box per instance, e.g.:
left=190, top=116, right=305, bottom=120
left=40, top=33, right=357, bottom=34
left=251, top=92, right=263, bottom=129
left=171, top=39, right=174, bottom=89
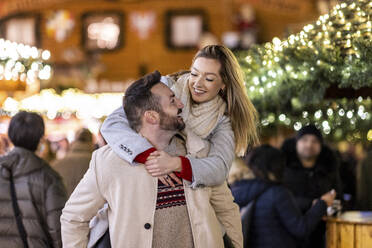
left=238, top=0, right=371, bottom=143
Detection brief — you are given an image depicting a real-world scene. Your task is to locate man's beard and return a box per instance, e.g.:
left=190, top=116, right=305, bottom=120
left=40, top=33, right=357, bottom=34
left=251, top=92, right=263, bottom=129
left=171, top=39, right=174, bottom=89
left=298, top=151, right=318, bottom=162
left=159, top=110, right=185, bottom=132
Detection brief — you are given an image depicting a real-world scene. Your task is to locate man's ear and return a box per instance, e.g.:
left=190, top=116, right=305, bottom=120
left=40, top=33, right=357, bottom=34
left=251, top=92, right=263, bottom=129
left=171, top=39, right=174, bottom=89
left=143, top=110, right=159, bottom=125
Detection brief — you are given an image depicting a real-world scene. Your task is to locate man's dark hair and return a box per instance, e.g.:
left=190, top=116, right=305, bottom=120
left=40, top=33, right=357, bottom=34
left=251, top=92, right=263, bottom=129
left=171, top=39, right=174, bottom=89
left=123, top=70, right=163, bottom=131
left=244, top=145, right=286, bottom=183
left=8, top=111, right=45, bottom=152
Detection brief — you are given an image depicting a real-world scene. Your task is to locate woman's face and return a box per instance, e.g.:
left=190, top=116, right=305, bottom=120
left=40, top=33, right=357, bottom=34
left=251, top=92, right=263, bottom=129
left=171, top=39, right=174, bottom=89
left=188, top=57, right=225, bottom=103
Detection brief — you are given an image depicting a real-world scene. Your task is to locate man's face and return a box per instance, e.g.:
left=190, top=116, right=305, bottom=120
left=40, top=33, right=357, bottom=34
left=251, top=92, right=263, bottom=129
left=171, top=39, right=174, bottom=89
left=296, top=134, right=322, bottom=161
left=151, top=83, right=185, bottom=131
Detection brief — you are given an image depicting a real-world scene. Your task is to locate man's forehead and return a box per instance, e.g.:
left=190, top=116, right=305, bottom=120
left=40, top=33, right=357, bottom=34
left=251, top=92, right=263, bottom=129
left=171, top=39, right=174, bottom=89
left=151, top=83, right=173, bottom=97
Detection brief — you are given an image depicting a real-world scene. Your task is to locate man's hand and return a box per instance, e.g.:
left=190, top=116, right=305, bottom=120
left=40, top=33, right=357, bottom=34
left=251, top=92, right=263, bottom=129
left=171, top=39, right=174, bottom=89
left=158, top=173, right=182, bottom=187
left=145, top=151, right=182, bottom=177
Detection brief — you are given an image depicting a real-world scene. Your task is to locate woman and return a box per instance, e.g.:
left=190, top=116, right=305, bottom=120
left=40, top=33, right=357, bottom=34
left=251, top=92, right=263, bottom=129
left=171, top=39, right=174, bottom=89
left=0, top=111, right=67, bottom=247
left=101, top=45, right=259, bottom=187
left=231, top=145, right=335, bottom=248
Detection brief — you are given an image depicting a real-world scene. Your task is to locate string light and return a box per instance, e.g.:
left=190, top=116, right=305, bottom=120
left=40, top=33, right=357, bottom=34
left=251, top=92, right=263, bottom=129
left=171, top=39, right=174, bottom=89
left=2, top=89, right=123, bottom=120
left=0, top=39, right=51, bottom=84
left=238, top=0, right=371, bottom=143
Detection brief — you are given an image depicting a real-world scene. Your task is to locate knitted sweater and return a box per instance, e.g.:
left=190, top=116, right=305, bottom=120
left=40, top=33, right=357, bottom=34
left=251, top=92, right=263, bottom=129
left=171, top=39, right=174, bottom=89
left=153, top=179, right=194, bottom=248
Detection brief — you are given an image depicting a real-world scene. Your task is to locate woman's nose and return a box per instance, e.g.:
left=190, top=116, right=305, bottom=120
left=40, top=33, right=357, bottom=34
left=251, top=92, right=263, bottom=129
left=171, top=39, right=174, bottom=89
left=193, top=75, right=203, bottom=88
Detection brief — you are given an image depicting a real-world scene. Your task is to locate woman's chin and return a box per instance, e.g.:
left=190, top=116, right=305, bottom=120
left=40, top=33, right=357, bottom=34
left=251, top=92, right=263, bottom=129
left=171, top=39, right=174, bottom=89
left=191, top=93, right=211, bottom=103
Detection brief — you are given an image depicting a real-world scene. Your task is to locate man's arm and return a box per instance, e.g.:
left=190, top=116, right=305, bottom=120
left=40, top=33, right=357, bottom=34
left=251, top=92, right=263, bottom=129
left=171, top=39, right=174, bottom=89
left=61, top=151, right=106, bottom=248
left=210, top=182, right=243, bottom=248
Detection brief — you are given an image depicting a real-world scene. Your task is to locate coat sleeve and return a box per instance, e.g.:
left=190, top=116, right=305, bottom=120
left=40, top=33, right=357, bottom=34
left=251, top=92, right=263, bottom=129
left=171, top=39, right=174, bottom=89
left=45, top=173, right=67, bottom=248
left=274, top=187, right=327, bottom=240
left=60, top=151, right=106, bottom=248
left=100, top=107, right=153, bottom=163
left=186, top=116, right=235, bottom=187
left=293, top=196, right=313, bottom=213
left=210, top=182, right=243, bottom=248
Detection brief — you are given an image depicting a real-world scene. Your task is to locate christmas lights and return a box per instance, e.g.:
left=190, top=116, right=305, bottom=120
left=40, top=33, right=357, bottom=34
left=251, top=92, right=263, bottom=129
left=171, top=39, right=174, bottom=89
left=237, top=0, right=371, bottom=143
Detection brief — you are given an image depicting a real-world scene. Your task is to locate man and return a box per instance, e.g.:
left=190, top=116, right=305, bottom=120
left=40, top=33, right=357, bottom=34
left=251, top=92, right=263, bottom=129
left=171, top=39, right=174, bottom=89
left=281, top=124, right=342, bottom=248
left=61, top=71, right=242, bottom=248
left=53, top=128, right=94, bottom=196
left=0, top=111, right=66, bottom=248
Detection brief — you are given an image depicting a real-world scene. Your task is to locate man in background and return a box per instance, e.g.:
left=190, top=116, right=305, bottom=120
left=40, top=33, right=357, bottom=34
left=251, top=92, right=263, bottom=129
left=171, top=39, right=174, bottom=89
left=53, top=128, right=93, bottom=196
left=281, top=124, right=342, bottom=248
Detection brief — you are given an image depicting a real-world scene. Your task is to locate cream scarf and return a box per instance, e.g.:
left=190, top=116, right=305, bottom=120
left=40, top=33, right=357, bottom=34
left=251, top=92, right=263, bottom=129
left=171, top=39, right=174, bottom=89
left=170, top=73, right=226, bottom=156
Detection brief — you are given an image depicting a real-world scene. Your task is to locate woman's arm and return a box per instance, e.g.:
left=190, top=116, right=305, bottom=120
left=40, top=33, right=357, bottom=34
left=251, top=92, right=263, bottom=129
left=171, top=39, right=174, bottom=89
left=100, top=107, right=153, bottom=163
left=100, top=76, right=173, bottom=163
left=186, top=116, right=235, bottom=187
left=102, top=98, right=235, bottom=187
left=144, top=116, right=235, bottom=187
left=275, top=187, right=327, bottom=240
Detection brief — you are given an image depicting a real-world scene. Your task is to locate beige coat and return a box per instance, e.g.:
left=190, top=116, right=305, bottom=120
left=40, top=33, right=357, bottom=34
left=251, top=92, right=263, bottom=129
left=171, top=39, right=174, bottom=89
left=61, top=140, right=243, bottom=248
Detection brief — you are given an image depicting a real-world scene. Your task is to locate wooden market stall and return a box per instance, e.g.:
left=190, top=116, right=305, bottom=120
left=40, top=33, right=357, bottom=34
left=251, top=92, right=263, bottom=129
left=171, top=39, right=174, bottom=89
left=326, top=211, right=372, bottom=248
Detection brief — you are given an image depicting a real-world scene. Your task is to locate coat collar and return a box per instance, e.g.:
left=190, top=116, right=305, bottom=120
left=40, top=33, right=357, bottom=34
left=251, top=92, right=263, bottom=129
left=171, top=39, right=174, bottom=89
left=0, top=146, right=47, bottom=179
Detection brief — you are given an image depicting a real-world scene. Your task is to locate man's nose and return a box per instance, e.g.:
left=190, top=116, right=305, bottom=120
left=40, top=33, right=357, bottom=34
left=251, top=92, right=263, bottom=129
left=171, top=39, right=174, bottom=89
left=176, top=98, right=184, bottom=109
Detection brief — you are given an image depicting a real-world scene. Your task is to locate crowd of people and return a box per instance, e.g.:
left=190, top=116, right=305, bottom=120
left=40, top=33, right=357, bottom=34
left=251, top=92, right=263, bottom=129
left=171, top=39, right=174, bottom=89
left=0, top=45, right=370, bottom=248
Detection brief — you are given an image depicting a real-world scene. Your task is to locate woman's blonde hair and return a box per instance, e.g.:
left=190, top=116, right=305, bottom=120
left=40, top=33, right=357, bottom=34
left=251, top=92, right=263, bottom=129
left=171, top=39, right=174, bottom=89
left=193, top=45, right=260, bottom=156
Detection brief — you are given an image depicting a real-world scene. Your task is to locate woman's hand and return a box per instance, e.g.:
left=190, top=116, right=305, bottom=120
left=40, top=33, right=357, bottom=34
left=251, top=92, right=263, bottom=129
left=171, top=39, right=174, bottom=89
left=145, top=151, right=182, bottom=177
left=158, top=173, right=182, bottom=187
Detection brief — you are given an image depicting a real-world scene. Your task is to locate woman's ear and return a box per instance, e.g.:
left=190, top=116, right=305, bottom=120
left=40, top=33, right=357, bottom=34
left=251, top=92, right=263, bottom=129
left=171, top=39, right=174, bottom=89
left=143, top=111, right=159, bottom=125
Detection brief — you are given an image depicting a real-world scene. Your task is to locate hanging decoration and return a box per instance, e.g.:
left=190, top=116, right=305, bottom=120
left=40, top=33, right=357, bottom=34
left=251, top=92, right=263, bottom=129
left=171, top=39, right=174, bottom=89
left=130, top=11, right=156, bottom=40
left=46, top=10, right=75, bottom=42
left=236, top=0, right=371, bottom=143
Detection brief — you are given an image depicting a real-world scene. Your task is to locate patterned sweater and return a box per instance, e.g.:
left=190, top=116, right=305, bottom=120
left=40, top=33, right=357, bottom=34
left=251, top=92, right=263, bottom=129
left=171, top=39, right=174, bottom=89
left=152, top=177, right=194, bottom=248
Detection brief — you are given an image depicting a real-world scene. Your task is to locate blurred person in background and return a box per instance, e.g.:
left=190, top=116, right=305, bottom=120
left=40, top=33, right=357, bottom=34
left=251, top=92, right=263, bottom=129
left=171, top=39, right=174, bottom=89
left=357, top=146, right=372, bottom=210
left=231, top=145, right=335, bottom=248
left=281, top=124, right=342, bottom=248
left=228, top=157, right=255, bottom=185
left=336, top=148, right=357, bottom=210
left=53, top=128, right=94, bottom=197
left=55, top=137, right=70, bottom=160
left=93, top=130, right=107, bottom=150
left=37, top=138, right=57, bottom=163
left=0, top=133, right=11, bottom=156
left=0, top=111, right=67, bottom=248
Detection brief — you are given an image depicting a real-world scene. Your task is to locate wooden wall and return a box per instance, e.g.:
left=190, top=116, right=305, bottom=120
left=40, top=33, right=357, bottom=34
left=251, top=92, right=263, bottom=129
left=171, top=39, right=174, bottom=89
left=0, top=0, right=321, bottom=89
